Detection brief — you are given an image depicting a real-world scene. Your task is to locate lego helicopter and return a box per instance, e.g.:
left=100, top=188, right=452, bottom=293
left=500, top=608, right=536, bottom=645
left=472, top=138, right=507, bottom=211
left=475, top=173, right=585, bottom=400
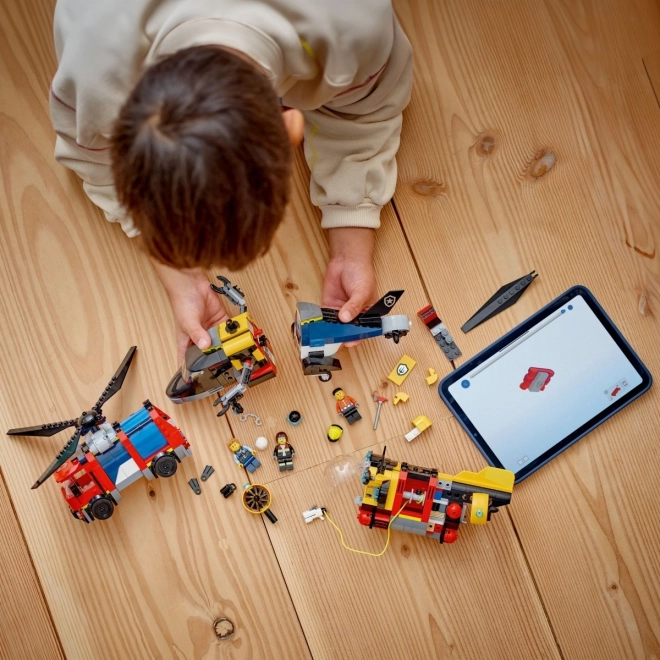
left=292, top=290, right=411, bottom=380
left=6, top=347, right=192, bottom=522
left=166, top=276, right=277, bottom=416
left=356, top=447, right=514, bottom=544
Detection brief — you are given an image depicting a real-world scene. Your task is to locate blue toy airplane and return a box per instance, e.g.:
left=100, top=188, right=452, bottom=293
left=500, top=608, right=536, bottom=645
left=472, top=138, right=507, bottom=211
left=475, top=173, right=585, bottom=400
left=292, top=291, right=411, bottom=380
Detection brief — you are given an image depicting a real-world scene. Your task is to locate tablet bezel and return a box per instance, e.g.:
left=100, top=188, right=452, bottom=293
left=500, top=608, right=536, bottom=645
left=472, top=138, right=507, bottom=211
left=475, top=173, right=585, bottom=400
left=438, top=285, right=652, bottom=482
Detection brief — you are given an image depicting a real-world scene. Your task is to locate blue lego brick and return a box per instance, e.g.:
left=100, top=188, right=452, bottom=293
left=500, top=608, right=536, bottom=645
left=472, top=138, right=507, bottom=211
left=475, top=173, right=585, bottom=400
left=307, top=321, right=383, bottom=346
left=301, top=323, right=311, bottom=347
left=96, top=440, right=132, bottom=484
left=119, top=407, right=167, bottom=460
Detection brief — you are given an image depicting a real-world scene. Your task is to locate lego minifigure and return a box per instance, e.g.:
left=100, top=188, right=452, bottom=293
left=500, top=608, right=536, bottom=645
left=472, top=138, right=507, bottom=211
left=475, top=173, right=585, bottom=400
left=227, top=439, right=261, bottom=473
left=273, top=431, right=295, bottom=471
left=333, top=388, right=362, bottom=425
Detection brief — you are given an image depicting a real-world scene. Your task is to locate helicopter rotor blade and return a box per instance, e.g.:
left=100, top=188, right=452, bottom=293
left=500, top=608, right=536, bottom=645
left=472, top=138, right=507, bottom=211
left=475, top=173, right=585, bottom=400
left=7, top=419, right=78, bottom=437
left=31, top=428, right=82, bottom=489
left=92, top=346, right=137, bottom=412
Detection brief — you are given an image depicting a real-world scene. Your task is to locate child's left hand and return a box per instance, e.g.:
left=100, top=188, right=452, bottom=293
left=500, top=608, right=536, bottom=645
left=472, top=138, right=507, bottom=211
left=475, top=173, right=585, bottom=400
left=323, top=228, right=378, bottom=343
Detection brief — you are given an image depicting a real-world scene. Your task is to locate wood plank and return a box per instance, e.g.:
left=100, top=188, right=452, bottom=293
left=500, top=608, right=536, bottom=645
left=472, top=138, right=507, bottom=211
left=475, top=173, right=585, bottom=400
left=393, top=0, right=660, bottom=657
left=0, top=468, right=64, bottom=660
left=0, top=2, right=311, bottom=658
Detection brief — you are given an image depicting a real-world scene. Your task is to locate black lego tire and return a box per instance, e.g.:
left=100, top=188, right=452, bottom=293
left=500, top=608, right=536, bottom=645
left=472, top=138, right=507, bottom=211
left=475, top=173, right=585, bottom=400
left=319, top=372, right=332, bottom=382
left=152, top=454, right=178, bottom=478
left=89, top=496, right=115, bottom=521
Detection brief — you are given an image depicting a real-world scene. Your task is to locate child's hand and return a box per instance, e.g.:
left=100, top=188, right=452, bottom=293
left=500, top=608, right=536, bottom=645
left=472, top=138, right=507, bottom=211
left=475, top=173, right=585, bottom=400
left=323, top=228, right=378, bottom=343
left=151, top=261, right=229, bottom=364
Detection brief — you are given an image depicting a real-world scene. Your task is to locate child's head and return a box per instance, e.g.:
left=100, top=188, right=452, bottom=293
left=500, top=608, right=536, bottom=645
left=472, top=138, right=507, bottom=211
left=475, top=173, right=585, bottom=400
left=111, top=45, right=297, bottom=270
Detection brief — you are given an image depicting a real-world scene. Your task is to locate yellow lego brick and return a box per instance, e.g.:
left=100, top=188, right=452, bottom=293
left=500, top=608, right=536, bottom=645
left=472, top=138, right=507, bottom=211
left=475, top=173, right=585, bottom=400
left=222, top=331, right=256, bottom=359
left=412, top=415, right=432, bottom=432
left=218, top=312, right=250, bottom=342
left=252, top=347, right=265, bottom=362
left=388, top=355, right=417, bottom=386
left=426, top=368, right=438, bottom=385
left=453, top=467, right=514, bottom=493
left=393, top=392, right=409, bottom=405
left=383, top=470, right=400, bottom=511
left=404, top=415, right=432, bottom=442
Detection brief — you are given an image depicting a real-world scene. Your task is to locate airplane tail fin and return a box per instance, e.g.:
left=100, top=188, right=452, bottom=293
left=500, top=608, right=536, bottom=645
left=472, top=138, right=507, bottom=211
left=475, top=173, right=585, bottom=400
left=361, top=291, right=404, bottom=319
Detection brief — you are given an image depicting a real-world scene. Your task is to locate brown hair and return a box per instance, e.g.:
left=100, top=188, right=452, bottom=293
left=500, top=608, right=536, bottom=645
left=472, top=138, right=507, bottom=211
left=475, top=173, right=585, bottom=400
left=111, top=46, right=292, bottom=270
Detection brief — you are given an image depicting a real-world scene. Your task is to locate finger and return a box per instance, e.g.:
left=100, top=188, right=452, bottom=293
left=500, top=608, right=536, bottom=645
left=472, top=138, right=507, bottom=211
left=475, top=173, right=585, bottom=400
left=176, top=331, right=193, bottom=366
left=338, top=292, right=369, bottom=323
left=180, top=319, right=212, bottom=353
left=191, top=328, right=212, bottom=351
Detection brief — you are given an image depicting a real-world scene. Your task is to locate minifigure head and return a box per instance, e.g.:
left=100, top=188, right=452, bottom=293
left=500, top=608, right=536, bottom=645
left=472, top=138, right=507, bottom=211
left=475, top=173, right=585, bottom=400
left=332, top=388, right=345, bottom=401
left=276, top=431, right=288, bottom=446
left=227, top=439, right=242, bottom=453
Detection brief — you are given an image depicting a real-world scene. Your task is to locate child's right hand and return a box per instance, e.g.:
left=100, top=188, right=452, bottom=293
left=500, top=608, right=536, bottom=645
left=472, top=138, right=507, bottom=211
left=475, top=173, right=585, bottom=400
left=151, top=261, right=229, bottom=365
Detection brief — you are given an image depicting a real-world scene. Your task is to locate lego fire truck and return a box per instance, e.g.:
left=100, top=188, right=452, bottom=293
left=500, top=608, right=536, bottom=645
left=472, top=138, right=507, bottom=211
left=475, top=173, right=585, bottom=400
left=7, top=347, right=192, bottom=523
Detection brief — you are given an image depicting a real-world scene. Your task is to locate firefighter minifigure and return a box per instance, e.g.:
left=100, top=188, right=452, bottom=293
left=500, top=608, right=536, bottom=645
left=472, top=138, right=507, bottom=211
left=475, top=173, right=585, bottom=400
left=333, top=388, right=362, bottom=425
left=273, top=431, right=295, bottom=471
left=227, top=439, right=261, bottom=474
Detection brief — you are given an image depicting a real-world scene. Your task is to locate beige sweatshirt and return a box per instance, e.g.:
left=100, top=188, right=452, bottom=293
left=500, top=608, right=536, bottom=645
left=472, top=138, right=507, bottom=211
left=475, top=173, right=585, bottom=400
left=51, top=0, right=413, bottom=236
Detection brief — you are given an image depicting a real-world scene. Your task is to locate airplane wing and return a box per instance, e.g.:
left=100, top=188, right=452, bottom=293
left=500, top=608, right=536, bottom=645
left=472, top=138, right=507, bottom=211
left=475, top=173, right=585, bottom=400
left=357, top=291, right=404, bottom=321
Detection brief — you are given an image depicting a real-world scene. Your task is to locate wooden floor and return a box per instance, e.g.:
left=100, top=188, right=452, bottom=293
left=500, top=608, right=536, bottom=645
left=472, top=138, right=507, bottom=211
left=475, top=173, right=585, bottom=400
left=1, top=1, right=659, bottom=658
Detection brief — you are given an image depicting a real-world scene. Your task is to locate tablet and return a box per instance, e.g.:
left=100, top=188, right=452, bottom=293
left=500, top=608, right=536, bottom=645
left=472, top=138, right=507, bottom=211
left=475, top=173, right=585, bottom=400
left=439, top=286, right=652, bottom=482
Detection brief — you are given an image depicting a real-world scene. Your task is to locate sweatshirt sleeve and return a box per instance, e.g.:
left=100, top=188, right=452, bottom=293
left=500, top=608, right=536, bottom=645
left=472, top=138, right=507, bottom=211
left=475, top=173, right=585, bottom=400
left=302, top=19, right=413, bottom=230
left=51, top=96, right=139, bottom=237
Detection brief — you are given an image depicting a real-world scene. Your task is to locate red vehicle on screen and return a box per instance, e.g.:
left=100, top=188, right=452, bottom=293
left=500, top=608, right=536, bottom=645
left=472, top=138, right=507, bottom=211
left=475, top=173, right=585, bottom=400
left=520, top=367, right=555, bottom=392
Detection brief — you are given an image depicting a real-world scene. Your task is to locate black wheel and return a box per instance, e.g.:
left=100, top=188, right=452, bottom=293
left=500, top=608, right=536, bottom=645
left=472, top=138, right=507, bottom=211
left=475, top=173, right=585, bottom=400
left=319, top=372, right=332, bottom=382
left=152, top=454, right=178, bottom=478
left=90, top=496, right=114, bottom=521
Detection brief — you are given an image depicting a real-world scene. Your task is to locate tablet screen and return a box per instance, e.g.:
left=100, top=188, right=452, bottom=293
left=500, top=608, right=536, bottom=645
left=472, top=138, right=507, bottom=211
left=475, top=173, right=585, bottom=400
left=447, top=294, right=644, bottom=473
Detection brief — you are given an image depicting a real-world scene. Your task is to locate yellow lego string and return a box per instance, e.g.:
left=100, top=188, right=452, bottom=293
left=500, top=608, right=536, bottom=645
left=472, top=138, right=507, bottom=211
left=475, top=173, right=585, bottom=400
left=323, top=497, right=412, bottom=558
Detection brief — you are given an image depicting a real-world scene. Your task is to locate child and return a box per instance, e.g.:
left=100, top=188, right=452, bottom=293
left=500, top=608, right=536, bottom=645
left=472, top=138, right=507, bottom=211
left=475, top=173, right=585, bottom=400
left=50, top=0, right=413, bottom=363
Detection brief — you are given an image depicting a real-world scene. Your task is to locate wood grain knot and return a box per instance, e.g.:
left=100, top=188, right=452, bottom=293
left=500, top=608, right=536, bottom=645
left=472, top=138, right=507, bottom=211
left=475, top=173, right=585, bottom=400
left=625, top=238, right=656, bottom=259
left=476, top=134, right=497, bottom=156
left=147, top=487, right=156, bottom=498
left=529, top=151, right=556, bottom=178
left=609, top=583, right=618, bottom=592
left=411, top=179, right=446, bottom=197
left=639, top=293, right=653, bottom=316
left=400, top=544, right=411, bottom=558
left=213, top=618, right=235, bottom=640
left=284, top=278, right=299, bottom=291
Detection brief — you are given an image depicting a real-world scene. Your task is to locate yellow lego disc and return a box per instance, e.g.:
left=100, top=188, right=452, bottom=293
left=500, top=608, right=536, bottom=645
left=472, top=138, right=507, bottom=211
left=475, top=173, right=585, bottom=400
left=470, top=492, right=489, bottom=525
